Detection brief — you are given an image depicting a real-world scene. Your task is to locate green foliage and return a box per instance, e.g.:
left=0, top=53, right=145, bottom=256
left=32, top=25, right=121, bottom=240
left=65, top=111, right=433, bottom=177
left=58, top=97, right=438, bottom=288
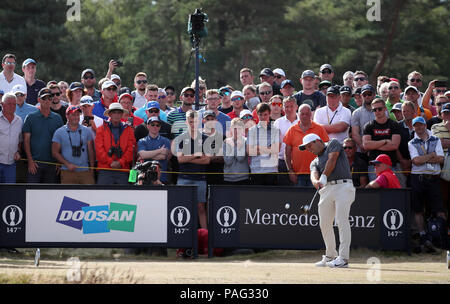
left=0, top=0, right=448, bottom=92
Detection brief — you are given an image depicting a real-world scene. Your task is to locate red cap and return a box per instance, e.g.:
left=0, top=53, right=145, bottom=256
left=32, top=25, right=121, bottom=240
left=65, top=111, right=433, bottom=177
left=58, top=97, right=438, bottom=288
left=369, top=154, right=392, bottom=166
left=389, top=78, right=400, bottom=83
left=66, top=105, right=82, bottom=115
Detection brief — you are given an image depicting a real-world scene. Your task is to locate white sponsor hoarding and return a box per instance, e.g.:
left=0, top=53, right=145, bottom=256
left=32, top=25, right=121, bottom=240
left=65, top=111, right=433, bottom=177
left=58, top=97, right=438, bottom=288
left=25, top=190, right=167, bottom=243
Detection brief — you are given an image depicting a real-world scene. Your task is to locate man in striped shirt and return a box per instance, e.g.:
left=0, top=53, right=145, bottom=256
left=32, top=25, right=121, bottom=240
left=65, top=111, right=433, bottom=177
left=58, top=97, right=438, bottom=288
left=167, top=87, right=195, bottom=138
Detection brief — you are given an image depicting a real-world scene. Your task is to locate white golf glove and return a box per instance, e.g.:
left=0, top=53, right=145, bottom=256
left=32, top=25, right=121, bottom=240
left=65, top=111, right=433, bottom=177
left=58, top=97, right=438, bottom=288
left=319, top=174, right=327, bottom=186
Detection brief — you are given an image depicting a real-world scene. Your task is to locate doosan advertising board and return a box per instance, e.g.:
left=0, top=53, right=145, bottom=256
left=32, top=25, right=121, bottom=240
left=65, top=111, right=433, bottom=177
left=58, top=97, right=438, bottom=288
left=25, top=189, right=167, bottom=243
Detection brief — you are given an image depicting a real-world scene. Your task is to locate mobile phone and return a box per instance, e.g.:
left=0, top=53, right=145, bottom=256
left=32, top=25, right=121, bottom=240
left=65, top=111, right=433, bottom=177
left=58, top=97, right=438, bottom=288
left=114, top=60, right=123, bottom=67
left=435, top=80, right=447, bottom=88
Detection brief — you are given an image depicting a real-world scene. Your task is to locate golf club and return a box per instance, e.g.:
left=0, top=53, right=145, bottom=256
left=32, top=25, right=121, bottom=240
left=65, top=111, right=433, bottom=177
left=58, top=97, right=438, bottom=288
left=300, top=188, right=319, bottom=214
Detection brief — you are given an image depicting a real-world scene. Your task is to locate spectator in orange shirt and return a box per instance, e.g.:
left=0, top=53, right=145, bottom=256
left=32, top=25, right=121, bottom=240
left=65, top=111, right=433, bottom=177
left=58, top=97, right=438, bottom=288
left=284, top=104, right=329, bottom=186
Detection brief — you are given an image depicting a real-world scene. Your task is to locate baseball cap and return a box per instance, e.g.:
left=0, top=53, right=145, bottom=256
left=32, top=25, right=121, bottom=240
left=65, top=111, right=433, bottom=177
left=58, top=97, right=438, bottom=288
left=239, top=109, right=253, bottom=119
left=111, top=74, right=121, bottom=81
left=361, top=84, right=376, bottom=94
left=340, top=85, right=352, bottom=95
left=0, top=89, right=4, bottom=95
left=281, top=79, right=294, bottom=89
left=22, top=58, right=36, bottom=67
left=320, top=64, right=333, bottom=72
left=259, top=68, right=274, bottom=77
left=299, top=133, right=321, bottom=151
left=412, top=116, right=426, bottom=126
left=181, top=87, right=195, bottom=95
left=301, top=70, right=315, bottom=79
left=390, top=103, right=402, bottom=112
left=119, top=93, right=133, bottom=102
left=440, top=103, right=450, bottom=113
left=273, top=68, right=286, bottom=77
left=404, top=85, right=419, bottom=94
left=318, top=80, right=332, bottom=90
left=369, top=154, right=392, bottom=167
left=146, top=101, right=160, bottom=110
left=12, top=84, right=27, bottom=95
left=80, top=95, right=94, bottom=106
left=230, top=91, right=244, bottom=100
left=444, top=91, right=450, bottom=97
left=81, top=68, right=95, bottom=78
left=69, top=82, right=84, bottom=91
left=38, top=88, right=53, bottom=99
left=146, top=116, right=161, bottom=124
left=66, top=105, right=82, bottom=115
left=354, top=87, right=362, bottom=95
left=165, top=85, right=175, bottom=92
left=101, top=80, right=117, bottom=91
left=203, top=110, right=216, bottom=118
left=326, top=85, right=341, bottom=95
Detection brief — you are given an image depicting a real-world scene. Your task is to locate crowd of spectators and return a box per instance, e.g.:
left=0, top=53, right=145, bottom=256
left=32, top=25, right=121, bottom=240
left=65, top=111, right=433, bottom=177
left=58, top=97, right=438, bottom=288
left=1, top=53, right=449, bottom=254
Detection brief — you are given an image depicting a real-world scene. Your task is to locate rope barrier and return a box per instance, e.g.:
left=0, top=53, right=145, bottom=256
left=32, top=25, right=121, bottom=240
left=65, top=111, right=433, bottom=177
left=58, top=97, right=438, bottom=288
left=19, top=159, right=450, bottom=175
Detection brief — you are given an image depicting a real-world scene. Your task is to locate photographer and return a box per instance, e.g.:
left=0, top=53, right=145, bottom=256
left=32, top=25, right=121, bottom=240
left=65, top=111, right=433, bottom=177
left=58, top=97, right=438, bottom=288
left=95, top=103, right=136, bottom=184
left=52, top=105, right=95, bottom=184
left=79, top=95, right=103, bottom=139
left=137, top=116, right=171, bottom=184
left=135, top=160, right=163, bottom=186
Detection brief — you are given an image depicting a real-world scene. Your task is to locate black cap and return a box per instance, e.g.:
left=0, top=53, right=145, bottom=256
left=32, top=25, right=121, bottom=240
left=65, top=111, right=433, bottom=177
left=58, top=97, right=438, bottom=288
left=361, top=84, right=376, bottom=94
left=203, top=110, right=216, bottom=118
left=340, top=85, right=352, bottom=94
left=259, top=68, right=274, bottom=77
left=319, top=80, right=332, bottom=89
left=165, top=85, right=175, bottom=92
left=354, top=87, right=362, bottom=95
left=326, top=85, right=341, bottom=95
left=38, top=88, right=53, bottom=98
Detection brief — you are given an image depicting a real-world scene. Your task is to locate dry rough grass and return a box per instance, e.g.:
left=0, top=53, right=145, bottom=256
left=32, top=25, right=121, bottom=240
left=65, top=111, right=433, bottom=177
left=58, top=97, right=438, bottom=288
left=0, top=248, right=448, bottom=284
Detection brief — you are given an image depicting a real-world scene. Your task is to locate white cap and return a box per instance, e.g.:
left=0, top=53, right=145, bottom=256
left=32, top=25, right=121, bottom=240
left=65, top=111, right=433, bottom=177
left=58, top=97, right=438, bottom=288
left=80, top=95, right=94, bottom=106
left=102, top=80, right=117, bottom=91
left=298, top=133, right=321, bottom=151
left=230, top=90, right=244, bottom=100
left=273, top=68, right=285, bottom=77
left=111, top=74, right=121, bottom=81
left=239, top=109, right=253, bottom=119
left=11, top=84, right=27, bottom=95
left=404, top=85, right=419, bottom=94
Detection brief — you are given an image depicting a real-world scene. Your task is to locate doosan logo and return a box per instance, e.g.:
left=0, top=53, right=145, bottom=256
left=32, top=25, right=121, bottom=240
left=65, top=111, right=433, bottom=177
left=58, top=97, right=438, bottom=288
left=56, top=196, right=137, bottom=234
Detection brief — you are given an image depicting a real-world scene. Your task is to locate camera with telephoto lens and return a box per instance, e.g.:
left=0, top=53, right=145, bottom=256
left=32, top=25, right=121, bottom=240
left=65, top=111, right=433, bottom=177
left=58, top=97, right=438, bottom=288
left=187, top=8, right=208, bottom=39
left=82, top=116, right=94, bottom=126
left=108, top=146, right=123, bottom=158
left=135, top=160, right=159, bottom=184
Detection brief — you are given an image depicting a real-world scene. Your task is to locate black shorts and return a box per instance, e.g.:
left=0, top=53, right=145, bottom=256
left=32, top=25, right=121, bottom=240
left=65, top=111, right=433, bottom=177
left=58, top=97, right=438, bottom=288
left=410, top=174, right=444, bottom=214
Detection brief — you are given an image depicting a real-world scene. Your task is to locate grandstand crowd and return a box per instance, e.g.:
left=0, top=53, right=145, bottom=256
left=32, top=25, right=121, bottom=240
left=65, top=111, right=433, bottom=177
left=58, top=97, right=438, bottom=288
left=1, top=53, right=449, bottom=254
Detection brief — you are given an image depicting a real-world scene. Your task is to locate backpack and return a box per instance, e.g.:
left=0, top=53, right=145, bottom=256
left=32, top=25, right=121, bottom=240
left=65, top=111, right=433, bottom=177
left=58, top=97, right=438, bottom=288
left=427, top=216, right=447, bottom=248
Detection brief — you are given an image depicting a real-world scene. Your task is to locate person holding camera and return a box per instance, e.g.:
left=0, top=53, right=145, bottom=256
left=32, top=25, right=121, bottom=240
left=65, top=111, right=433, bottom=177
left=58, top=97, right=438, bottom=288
left=137, top=116, right=171, bottom=184
left=79, top=95, right=104, bottom=139
left=135, top=160, right=164, bottom=186
left=52, top=105, right=95, bottom=184
left=95, top=103, right=136, bottom=184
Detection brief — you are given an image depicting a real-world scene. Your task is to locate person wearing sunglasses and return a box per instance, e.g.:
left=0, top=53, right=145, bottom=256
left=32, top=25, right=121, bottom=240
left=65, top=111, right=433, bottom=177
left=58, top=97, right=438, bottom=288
left=22, top=88, right=64, bottom=183
left=422, top=79, right=448, bottom=117
left=351, top=84, right=376, bottom=153
left=48, top=83, right=68, bottom=125
left=273, top=68, right=286, bottom=87
left=0, top=54, right=26, bottom=98
left=403, top=86, right=432, bottom=121
left=342, top=138, right=368, bottom=188
left=80, top=69, right=101, bottom=103
left=157, top=88, right=173, bottom=114
left=164, top=85, right=176, bottom=108
left=129, top=72, right=148, bottom=109
left=352, top=71, right=369, bottom=89
left=166, top=87, right=196, bottom=138
left=227, top=91, right=247, bottom=120
left=385, top=81, right=405, bottom=121
left=427, top=95, right=448, bottom=129
left=362, top=98, right=404, bottom=187
left=217, top=86, right=234, bottom=115
left=339, top=86, right=356, bottom=113
left=319, top=64, right=334, bottom=84
left=92, top=80, right=117, bottom=120
left=22, top=58, right=46, bottom=106
left=269, top=95, right=284, bottom=121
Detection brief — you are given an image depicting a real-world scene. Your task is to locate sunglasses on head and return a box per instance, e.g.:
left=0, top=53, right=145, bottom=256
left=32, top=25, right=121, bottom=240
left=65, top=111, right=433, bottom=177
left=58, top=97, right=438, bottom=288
left=372, top=107, right=384, bottom=112
left=355, top=77, right=366, bottom=81
left=259, top=91, right=272, bottom=96
left=136, top=80, right=147, bottom=84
